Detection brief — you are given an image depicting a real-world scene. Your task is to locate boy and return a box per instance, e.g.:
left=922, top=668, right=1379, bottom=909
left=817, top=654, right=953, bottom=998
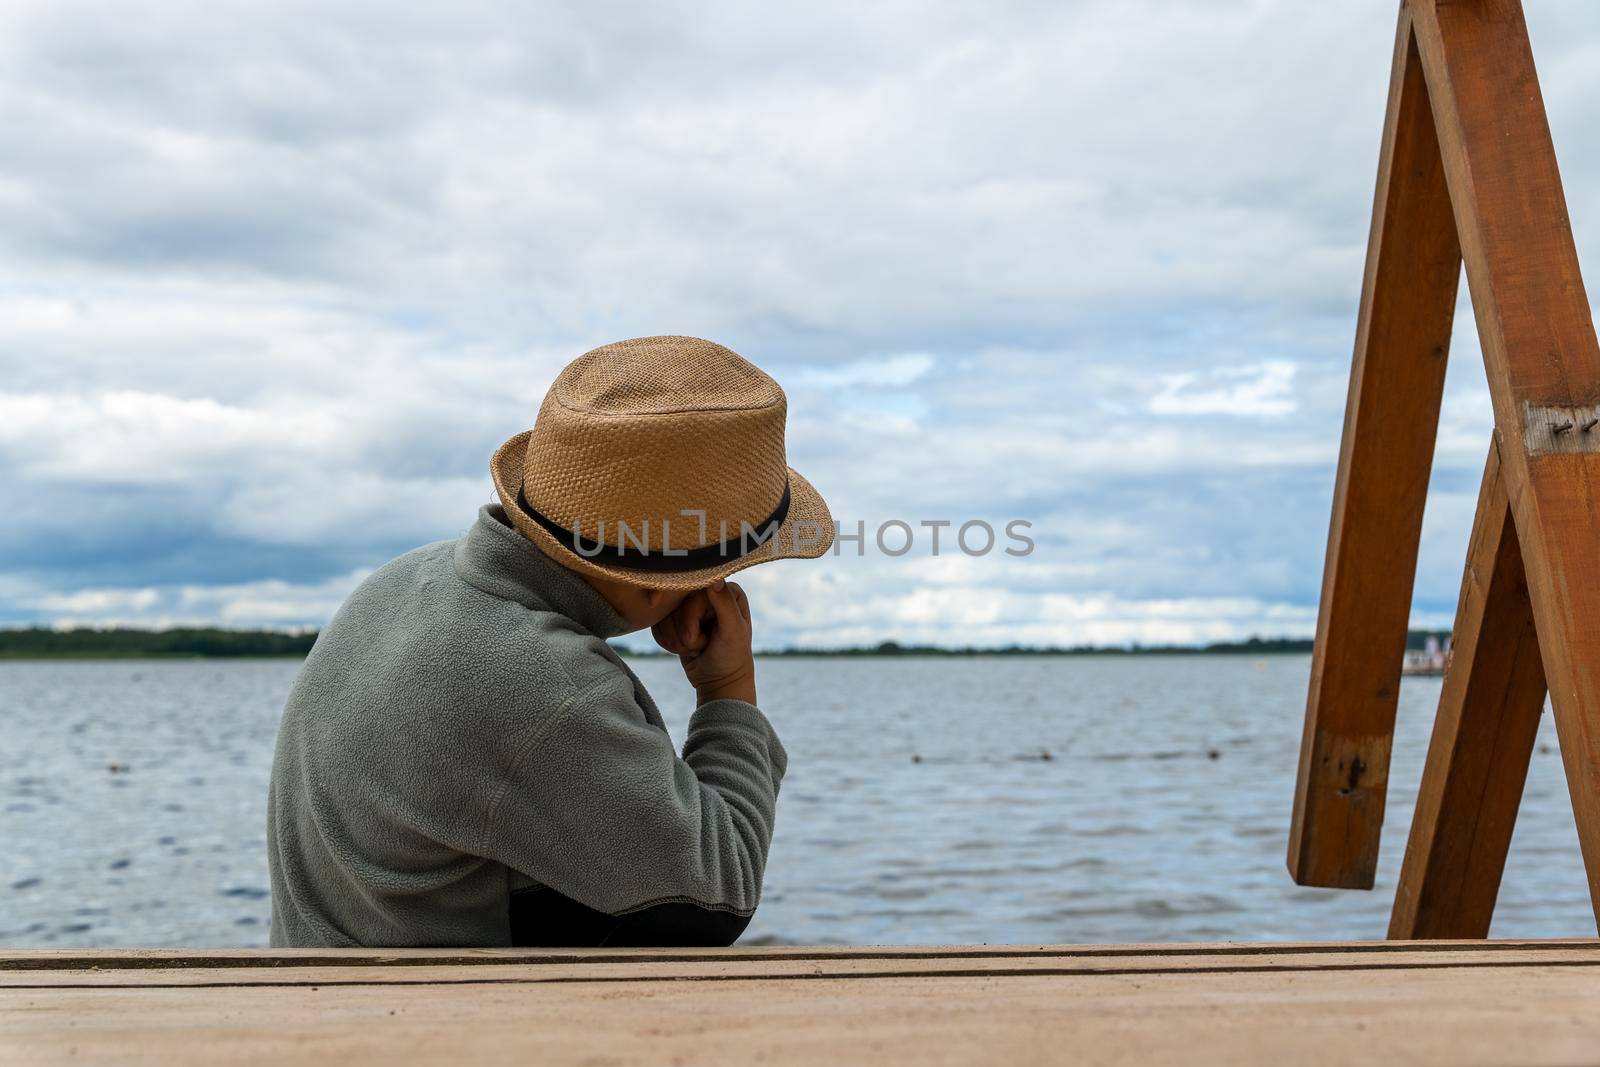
left=266, top=335, right=833, bottom=947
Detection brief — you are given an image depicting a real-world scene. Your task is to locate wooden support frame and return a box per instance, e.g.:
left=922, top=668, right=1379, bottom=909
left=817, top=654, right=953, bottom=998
left=1290, top=0, right=1600, bottom=937
left=1389, top=444, right=1546, bottom=938
left=1288, top=6, right=1461, bottom=891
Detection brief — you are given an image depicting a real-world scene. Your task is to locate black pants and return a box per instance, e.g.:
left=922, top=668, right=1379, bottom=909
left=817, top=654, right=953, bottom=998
left=509, top=886, right=752, bottom=947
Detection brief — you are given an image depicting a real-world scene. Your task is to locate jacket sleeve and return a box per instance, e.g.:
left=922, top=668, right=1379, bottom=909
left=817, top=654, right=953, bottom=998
left=479, top=670, right=788, bottom=939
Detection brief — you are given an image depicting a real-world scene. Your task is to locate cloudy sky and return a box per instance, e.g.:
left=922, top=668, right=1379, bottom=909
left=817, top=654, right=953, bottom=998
left=3, top=0, right=1599, bottom=648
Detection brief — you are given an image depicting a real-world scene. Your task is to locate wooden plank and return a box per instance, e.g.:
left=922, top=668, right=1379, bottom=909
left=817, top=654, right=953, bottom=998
left=3, top=945, right=1599, bottom=1067
left=3, top=943, right=1597, bottom=990
left=4, top=939, right=1590, bottom=971
left=1410, top=0, right=1600, bottom=928
left=1289, top=8, right=1463, bottom=889
left=1390, top=443, right=1548, bottom=938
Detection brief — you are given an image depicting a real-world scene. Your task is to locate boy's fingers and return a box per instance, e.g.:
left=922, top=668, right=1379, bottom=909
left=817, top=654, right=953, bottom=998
left=678, top=592, right=711, bottom=649
left=727, top=582, right=750, bottom=622
left=704, top=581, right=752, bottom=642
left=705, top=579, right=740, bottom=631
left=683, top=613, right=710, bottom=651
left=651, top=619, right=683, bottom=655
left=677, top=602, right=696, bottom=647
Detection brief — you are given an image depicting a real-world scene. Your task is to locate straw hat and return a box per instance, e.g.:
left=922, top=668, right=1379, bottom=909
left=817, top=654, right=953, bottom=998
left=491, top=336, right=835, bottom=590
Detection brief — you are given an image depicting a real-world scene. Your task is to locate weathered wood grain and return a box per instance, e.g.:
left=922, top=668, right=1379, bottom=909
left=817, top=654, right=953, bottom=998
left=6, top=938, right=1587, bottom=971
left=2, top=944, right=1597, bottom=1067
left=4, top=942, right=1598, bottom=989
left=1289, top=6, right=1462, bottom=889
left=1389, top=444, right=1547, bottom=938
left=1410, top=0, right=1600, bottom=928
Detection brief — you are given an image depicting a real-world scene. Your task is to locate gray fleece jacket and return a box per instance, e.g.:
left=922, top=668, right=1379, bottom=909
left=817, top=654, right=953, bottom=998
left=266, top=504, right=788, bottom=948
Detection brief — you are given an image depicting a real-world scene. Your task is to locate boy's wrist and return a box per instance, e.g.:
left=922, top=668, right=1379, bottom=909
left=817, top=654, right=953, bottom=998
left=694, top=664, right=757, bottom=706
left=696, top=684, right=757, bottom=706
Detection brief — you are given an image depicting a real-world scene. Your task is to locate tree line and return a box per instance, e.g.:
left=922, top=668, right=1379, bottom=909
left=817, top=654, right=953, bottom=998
left=0, top=627, right=318, bottom=658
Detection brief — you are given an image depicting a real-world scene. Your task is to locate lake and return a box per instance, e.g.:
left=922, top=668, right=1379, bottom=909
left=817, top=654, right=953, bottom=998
left=0, top=655, right=1591, bottom=947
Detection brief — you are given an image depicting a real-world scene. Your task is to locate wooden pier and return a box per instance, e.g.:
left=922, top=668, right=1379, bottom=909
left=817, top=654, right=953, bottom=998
left=4, top=941, right=1599, bottom=1065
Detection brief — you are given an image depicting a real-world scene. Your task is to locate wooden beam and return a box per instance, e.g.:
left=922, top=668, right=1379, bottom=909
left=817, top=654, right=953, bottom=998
left=1411, top=0, right=1600, bottom=928
left=1288, top=9, right=1463, bottom=889
left=1389, top=442, right=1546, bottom=939
left=5, top=943, right=1600, bottom=989
left=5, top=944, right=1600, bottom=1067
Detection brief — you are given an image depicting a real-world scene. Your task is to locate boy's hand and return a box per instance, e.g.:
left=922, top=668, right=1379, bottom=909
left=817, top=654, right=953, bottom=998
left=652, top=590, right=711, bottom=657
left=653, top=579, right=756, bottom=706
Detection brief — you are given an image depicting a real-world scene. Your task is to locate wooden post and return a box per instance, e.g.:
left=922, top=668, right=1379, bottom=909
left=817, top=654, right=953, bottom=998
left=1389, top=443, right=1546, bottom=938
left=1292, top=0, right=1600, bottom=935
left=1287, top=7, right=1462, bottom=890
left=1410, top=0, right=1600, bottom=926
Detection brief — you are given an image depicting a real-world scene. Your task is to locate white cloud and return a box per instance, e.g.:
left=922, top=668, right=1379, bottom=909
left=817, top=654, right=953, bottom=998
left=33, top=587, right=163, bottom=615
left=1148, top=361, right=1298, bottom=418
left=795, top=354, right=935, bottom=389
left=214, top=473, right=491, bottom=548
left=0, top=390, right=342, bottom=484
left=19, top=571, right=371, bottom=630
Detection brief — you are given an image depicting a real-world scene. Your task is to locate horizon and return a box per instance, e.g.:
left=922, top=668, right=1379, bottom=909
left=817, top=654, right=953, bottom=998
left=0, top=622, right=1456, bottom=657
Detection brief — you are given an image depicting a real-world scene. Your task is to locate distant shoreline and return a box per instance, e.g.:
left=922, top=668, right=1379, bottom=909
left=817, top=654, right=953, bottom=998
left=0, top=627, right=318, bottom=660
left=0, top=626, right=1451, bottom=660
left=625, top=638, right=1321, bottom=657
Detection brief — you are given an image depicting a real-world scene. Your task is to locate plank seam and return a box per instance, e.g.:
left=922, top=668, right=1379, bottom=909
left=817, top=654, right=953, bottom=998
left=9, top=957, right=1600, bottom=991
left=6, top=939, right=1599, bottom=971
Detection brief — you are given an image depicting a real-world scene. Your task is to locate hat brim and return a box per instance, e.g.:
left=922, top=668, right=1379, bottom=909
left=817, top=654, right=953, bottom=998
left=490, top=429, right=835, bottom=591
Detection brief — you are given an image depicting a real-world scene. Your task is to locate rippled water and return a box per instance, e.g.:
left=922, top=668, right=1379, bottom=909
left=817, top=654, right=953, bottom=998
left=0, top=655, right=1591, bottom=947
